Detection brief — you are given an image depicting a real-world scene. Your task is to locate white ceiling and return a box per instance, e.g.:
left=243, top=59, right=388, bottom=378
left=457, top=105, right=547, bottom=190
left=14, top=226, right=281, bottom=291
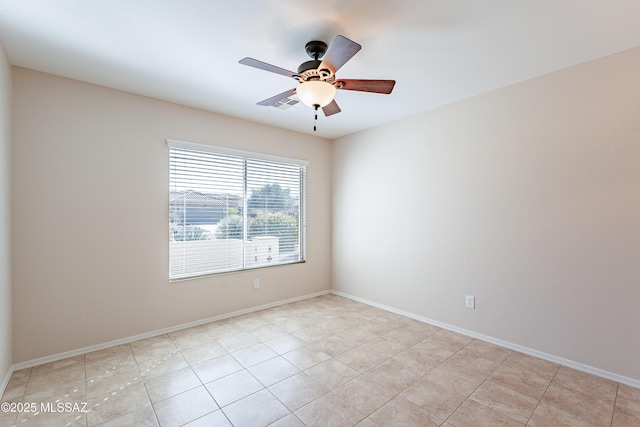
left=1, top=0, right=639, bottom=139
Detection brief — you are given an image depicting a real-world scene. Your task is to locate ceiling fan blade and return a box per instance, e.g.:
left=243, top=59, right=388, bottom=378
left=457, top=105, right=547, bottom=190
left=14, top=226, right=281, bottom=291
left=239, top=57, right=297, bottom=78
left=322, top=100, right=341, bottom=116
left=256, top=88, right=297, bottom=106
left=336, top=79, right=396, bottom=94
left=319, top=35, right=362, bottom=74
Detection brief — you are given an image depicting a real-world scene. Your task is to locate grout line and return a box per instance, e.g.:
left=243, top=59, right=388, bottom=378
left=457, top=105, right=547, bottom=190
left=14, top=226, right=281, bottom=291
left=609, top=382, right=620, bottom=427
left=525, top=362, right=561, bottom=425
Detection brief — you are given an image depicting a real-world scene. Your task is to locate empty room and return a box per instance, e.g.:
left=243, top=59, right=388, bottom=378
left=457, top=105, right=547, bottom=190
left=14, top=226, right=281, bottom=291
left=0, top=1, right=639, bottom=426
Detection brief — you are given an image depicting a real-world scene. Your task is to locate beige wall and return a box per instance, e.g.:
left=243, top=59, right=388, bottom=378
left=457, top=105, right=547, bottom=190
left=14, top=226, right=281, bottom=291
left=332, top=47, right=640, bottom=381
left=12, top=68, right=332, bottom=363
left=0, top=44, right=12, bottom=384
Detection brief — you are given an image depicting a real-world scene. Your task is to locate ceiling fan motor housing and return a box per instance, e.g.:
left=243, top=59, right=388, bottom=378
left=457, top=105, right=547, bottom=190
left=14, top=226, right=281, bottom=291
left=298, top=40, right=333, bottom=81
left=297, top=59, right=322, bottom=74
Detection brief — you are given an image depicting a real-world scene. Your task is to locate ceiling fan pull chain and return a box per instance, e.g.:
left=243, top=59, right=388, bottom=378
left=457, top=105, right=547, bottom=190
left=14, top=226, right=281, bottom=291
left=313, top=104, right=318, bottom=132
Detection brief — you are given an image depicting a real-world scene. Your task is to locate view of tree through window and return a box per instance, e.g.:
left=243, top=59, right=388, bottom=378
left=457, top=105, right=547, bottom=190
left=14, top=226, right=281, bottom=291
left=168, top=141, right=307, bottom=280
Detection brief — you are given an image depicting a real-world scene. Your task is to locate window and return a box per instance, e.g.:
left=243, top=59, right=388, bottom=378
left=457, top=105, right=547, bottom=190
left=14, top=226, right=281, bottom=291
left=168, top=140, right=308, bottom=280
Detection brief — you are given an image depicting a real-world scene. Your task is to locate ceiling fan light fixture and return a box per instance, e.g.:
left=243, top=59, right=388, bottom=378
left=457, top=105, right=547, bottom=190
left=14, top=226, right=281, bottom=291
left=296, top=80, right=336, bottom=107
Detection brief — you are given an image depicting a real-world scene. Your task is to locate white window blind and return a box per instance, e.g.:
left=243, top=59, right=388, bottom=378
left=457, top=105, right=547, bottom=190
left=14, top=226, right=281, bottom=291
left=168, top=140, right=307, bottom=280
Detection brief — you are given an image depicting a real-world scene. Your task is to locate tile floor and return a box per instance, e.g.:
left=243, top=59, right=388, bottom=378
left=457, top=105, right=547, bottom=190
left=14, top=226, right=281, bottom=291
left=1, top=294, right=639, bottom=426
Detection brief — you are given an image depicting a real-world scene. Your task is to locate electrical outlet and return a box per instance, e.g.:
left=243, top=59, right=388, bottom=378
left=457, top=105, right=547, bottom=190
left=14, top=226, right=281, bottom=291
left=253, top=279, right=260, bottom=289
left=465, top=295, right=475, bottom=309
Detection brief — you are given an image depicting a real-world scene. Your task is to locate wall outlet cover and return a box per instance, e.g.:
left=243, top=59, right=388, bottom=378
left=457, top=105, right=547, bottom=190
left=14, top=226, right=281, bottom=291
left=465, top=295, right=475, bottom=309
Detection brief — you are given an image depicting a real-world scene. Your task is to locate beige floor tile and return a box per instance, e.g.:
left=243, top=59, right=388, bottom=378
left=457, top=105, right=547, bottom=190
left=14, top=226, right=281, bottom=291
left=269, top=413, right=306, bottom=427
left=248, top=356, right=300, bottom=387
left=204, top=369, right=264, bottom=407
left=168, top=326, right=214, bottom=350
left=295, top=392, right=365, bottom=426
left=389, top=348, right=440, bottom=376
left=401, top=376, right=467, bottom=419
left=0, top=411, right=17, bottom=427
left=316, top=317, right=355, bottom=335
left=309, top=334, right=358, bottom=357
left=231, top=342, right=278, bottom=367
left=25, top=363, right=86, bottom=395
left=330, top=375, right=397, bottom=417
left=22, top=378, right=85, bottom=405
left=356, top=336, right=407, bottom=359
left=32, top=355, right=85, bottom=375
left=85, top=352, right=138, bottom=380
left=304, top=359, right=359, bottom=390
left=86, top=380, right=150, bottom=425
left=470, top=379, right=539, bottom=423
left=436, top=329, right=474, bottom=345
left=203, top=322, right=245, bottom=340
left=86, top=364, right=142, bottom=398
left=464, top=339, right=512, bottom=361
left=488, top=360, right=556, bottom=400
left=444, top=347, right=505, bottom=377
left=334, top=326, right=379, bottom=345
left=541, top=381, right=615, bottom=426
left=137, top=352, right=189, bottom=380
left=617, top=383, right=640, bottom=413
left=96, top=402, right=158, bottom=427
left=1, top=369, right=30, bottom=403
left=268, top=372, right=328, bottom=411
left=275, top=318, right=313, bottom=333
left=144, top=366, right=201, bottom=403
left=412, top=335, right=467, bottom=362
left=130, top=335, right=179, bottom=363
left=554, top=366, right=618, bottom=405
left=179, top=340, right=227, bottom=365
left=8, top=295, right=632, bottom=427
left=182, top=409, right=232, bottom=427
left=504, top=351, right=559, bottom=375
left=282, top=346, right=331, bottom=370
left=291, top=325, right=334, bottom=344
left=359, top=318, right=404, bottom=335
left=192, top=354, right=243, bottom=384
left=153, top=386, right=218, bottom=427
left=369, top=396, right=442, bottom=427
left=401, top=319, right=442, bottom=335
left=217, top=331, right=260, bottom=353
left=355, top=417, right=380, bottom=427
left=447, top=399, right=523, bottom=427
left=424, top=360, right=487, bottom=397
left=334, top=346, right=388, bottom=373
left=222, top=389, right=289, bottom=427
left=384, top=324, right=438, bottom=346
left=527, top=400, right=593, bottom=427
left=249, top=324, right=288, bottom=342
left=84, top=344, right=133, bottom=364
left=233, top=313, right=268, bottom=331
left=256, top=307, right=288, bottom=322
left=15, top=410, right=87, bottom=427
left=7, top=367, right=32, bottom=383
left=612, top=405, right=640, bottom=427
left=363, top=359, right=422, bottom=394
left=263, top=333, right=307, bottom=354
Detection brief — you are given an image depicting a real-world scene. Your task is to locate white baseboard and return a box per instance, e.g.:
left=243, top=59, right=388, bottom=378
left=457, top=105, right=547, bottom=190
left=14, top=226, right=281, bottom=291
left=331, top=290, right=640, bottom=390
left=4, top=287, right=638, bottom=398
left=2, top=289, right=331, bottom=395
left=0, top=365, right=11, bottom=400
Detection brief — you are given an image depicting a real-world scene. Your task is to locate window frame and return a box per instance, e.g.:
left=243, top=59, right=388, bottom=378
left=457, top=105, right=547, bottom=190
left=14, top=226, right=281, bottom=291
left=167, top=139, right=308, bottom=281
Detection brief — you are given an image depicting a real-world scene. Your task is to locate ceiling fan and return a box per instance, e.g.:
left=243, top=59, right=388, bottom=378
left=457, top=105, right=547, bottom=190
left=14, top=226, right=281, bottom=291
left=239, top=35, right=395, bottom=130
